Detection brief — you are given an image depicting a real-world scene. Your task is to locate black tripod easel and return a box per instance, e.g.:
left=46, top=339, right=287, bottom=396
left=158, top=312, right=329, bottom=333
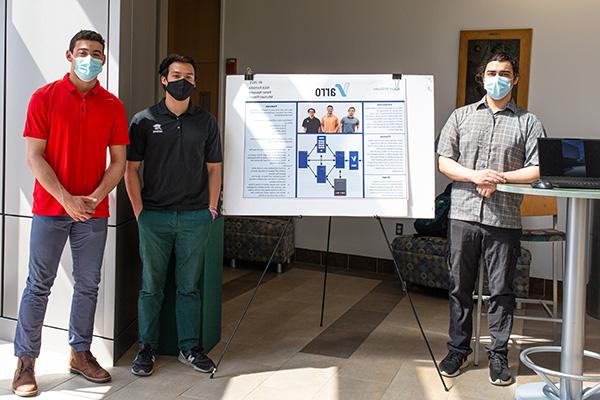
left=211, top=216, right=294, bottom=379
left=318, top=216, right=448, bottom=392
left=211, top=214, right=447, bottom=391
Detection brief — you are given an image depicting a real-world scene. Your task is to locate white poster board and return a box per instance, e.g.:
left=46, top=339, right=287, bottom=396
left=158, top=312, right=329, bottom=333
left=223, top=74, right=435, bottom=218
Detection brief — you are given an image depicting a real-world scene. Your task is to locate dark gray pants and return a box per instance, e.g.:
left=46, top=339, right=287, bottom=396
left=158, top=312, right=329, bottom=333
left=14, top=216, right=108, bottom=358
left=447, top=219, right=521, bottom=356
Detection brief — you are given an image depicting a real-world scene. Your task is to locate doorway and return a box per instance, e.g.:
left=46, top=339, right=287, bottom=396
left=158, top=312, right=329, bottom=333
left=167, top=0, right=221, bottom=118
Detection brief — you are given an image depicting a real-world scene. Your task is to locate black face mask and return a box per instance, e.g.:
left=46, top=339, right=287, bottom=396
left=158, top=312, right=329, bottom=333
left=165, top=78, right=195, bottom=101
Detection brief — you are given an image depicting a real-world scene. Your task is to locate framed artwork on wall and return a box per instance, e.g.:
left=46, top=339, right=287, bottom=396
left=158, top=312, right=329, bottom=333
left=456, top=29, right=532, bottom=108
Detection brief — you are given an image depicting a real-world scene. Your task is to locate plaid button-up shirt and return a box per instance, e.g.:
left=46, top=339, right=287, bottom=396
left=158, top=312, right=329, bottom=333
left=436, top=97, right=546, bottom=229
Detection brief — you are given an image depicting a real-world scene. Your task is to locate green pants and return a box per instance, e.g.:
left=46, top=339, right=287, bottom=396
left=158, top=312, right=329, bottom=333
left=137, top=209, right=212, bottom=351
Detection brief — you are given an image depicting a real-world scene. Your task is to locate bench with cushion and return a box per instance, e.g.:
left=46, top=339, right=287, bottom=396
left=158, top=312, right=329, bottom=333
left=224, top=216, right=295, bottom=273
left=391, top=235, right=531, bottom=298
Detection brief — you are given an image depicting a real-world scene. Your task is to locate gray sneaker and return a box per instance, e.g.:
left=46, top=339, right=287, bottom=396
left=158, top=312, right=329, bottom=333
left=178, top=347, right=215, bottom=373
left=489, top=352, right=512, bottom=386
left=131, top=344, right=155, bottom=376
left=439, top=351, right=468, bottom=377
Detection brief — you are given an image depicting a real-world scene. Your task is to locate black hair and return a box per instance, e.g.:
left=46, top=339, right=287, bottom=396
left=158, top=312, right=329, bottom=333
left=308, top=108, right=316, bottom=113
left=69, top=30, right=105, bottom=53
left=475, top=51, right=519, bottom=85
left=348, top=106, right=355, bottom=111
left=327, top=105, right=333, bottom=109
left=158, top=54, right=197, bottom=78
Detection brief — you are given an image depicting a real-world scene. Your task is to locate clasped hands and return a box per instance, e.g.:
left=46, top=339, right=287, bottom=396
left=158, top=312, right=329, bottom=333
left=472, top=169, right=507, bottom=199
left=62, top=193, right=99, bottom=221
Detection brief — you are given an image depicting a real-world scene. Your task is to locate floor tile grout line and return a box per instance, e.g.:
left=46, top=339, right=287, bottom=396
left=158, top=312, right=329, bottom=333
left=103, top=375, right=141, bottom=399
left=44, top=374, right=77, bottom=392
left=221, top=269, right=280, bottom=303
left=307, top=370, right=342, bottom=400
left=240, top=367, right=283, bottom=400
left=300, top=279, right=405, bottom=359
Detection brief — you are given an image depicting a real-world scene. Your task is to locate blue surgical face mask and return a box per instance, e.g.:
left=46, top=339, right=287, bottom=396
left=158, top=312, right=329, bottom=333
left=483, top=75, right=512, bottom=100
left=74, top=55, right=103, bottom=82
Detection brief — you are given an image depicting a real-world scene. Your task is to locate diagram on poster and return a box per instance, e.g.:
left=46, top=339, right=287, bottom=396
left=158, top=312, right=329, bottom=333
left=224, top=74, right=436, bottom=218
left=297, top=133, right=362, bottom=197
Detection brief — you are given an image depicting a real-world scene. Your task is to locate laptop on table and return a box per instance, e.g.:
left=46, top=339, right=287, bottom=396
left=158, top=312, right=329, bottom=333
left=537, top=138, right=600, bottom=190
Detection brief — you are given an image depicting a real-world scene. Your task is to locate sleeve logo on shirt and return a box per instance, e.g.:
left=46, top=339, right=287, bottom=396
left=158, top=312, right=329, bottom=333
left=152, top=124, right=164, bottom=134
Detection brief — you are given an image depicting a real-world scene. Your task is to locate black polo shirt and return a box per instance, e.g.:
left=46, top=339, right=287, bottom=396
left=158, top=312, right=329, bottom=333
left=127, top=99, right=222, bottom=210
left=302, top=116, right=320, bottom=133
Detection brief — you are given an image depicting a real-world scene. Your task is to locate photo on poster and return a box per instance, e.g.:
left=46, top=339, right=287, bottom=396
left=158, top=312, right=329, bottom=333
left=297, top=102, right=363, bottom=134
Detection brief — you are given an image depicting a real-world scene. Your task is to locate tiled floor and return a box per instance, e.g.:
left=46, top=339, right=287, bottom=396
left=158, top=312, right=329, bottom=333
left=2, top=263, right=600, bottom=399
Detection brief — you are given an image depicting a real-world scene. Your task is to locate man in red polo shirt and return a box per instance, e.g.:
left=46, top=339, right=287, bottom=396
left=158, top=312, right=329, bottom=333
left=11, top=30, right=129, bottom=397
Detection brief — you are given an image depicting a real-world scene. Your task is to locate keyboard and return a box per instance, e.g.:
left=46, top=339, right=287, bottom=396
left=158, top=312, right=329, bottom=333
left=545, top=176, right=600, bottom=189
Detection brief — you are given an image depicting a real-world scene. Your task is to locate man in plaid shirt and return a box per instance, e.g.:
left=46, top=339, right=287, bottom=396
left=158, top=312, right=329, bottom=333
left=436, top=52, right=546, bottom=386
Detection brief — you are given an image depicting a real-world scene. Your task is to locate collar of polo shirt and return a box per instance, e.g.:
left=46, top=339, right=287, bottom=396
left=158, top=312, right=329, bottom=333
left=476, top=96, right=517, bottom=114
left=157, top=98, right=201, bottom=118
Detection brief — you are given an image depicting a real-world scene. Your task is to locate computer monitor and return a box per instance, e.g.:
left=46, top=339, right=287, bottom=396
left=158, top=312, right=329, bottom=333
left=538, top=138, right=600, bottom=178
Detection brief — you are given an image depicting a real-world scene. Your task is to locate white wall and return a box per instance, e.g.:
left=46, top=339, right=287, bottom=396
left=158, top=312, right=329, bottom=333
left=0, top=0, right=5, bottom=311
left=223, top=0, right=600, bottom=279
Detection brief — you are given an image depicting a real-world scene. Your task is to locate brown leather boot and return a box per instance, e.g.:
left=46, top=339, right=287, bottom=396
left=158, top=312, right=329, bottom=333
left=12, top=356, right=38, bottom=397
left=69, top=349, right=111, bottom=383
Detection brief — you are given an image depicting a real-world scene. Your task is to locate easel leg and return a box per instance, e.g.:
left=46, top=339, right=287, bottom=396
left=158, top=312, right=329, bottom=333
left=320, top=216, right=333, bottom=327
left=375, top=216, right=449, bottom=392
left=210, top=217, right=294, bottom=379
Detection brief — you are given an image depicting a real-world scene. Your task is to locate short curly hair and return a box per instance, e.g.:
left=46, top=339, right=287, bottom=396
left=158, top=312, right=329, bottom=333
left=475, top=52, right=519, bottom=85
left=158, top=54, right=197, bottom=78
left=69, top=30, right=105, bottom=53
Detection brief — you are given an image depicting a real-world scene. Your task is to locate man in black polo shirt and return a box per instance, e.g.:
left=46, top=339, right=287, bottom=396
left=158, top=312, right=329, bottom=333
left=302, top=107, right=321, bottom=133
left=124, top=54, right=222, bottom=376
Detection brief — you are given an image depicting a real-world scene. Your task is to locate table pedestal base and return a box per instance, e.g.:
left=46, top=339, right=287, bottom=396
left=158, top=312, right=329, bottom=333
left=516, top=382, right=600, bottom=400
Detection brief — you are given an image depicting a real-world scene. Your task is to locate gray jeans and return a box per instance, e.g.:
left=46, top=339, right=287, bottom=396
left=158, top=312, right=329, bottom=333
left=447, top=219, right=521, bottom=356
left=14, top=215, right=108, bottom=358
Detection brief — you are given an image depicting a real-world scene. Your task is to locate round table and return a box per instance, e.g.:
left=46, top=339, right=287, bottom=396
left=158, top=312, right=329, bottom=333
left=497, top=184, right=600, bottom=400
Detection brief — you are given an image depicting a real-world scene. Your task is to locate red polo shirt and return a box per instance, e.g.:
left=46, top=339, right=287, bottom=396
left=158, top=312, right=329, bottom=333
left=23, top=73, right=129, bottom=218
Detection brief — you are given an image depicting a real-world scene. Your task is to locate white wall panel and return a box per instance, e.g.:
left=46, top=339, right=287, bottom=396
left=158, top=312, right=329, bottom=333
left=0, top=0, right=6, bottom=312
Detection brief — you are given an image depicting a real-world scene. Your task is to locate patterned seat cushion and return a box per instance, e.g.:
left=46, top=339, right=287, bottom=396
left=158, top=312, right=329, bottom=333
left=391, top=235, right=531, bottom=298
left=521, top=228, right=566, bottom=242
left=224, top=216, right=295, bottom=264
left=224, top=216, right=291, bottom=235
left=392, top=235, right=448, bottom=258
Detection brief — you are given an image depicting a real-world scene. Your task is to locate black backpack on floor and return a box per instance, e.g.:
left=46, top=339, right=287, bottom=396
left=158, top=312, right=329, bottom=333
left=413, top=183, right=452, bottom=238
